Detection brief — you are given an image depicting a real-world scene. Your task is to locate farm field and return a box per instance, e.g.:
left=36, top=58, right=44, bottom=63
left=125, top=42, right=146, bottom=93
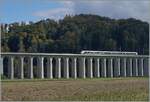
left=1, top=77, right=149, bottom=101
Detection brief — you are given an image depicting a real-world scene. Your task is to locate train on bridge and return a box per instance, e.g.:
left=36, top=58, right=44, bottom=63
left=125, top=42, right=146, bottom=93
left=81, top=50, right=138, bottom=55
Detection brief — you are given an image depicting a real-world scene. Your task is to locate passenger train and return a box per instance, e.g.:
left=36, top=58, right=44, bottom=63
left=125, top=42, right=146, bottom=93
left=81, top=50, right=138, bottom=55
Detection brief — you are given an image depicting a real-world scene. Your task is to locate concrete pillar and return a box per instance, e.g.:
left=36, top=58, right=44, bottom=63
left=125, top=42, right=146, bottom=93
left=138, top=58, right=144, bottom=76
left=8, top=57, right=14, bottom=79
left=128, top=58, right=133, bottom=77
left=64, top=57, right=69, bottom=79
left=133, top=58, right=138, bottom=76
left=46, top=57, right=53, bottom=79
left=87, top=58, right=93, bottom=78
left=94, top=58, right=100, bottom=78
left=19, top=57, right=24, bottom=79
left=120, top=58, right=126, bottom=77
left=108, top=58, right=113, bottom=77
left=143, top=58, right=149, bottom=77
left=28, top=57, right=33, bottom=79
left=79, top=57, right=86, bottom=78
left=71, top=58, right=77, bottom=79
left=114, top=58, right=120, bottom=77
left=0, top=57, right=3, bottom=76
left=37, top=57, right=44, bottom=79
left=101, top=58, right=107, bottom=77
left=56, top=57, right=61, bottom=78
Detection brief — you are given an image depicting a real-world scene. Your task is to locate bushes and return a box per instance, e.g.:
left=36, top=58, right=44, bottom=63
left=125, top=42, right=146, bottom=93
left=1, top=74, right=8, bottom=79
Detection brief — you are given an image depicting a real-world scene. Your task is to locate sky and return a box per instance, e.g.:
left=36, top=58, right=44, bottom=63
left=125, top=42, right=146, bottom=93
left=0, top=0, right=150, bottom=24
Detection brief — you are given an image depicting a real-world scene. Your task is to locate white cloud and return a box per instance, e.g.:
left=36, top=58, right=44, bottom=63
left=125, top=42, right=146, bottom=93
left=33, top=1, right=74, bottom=20
left=73, top=0, right=150, bottom=22
left=33, top=0, right=150, bottom=22
left=58, top=1, right=74, bottom=8
left=34, top=8, right=74, bottom=20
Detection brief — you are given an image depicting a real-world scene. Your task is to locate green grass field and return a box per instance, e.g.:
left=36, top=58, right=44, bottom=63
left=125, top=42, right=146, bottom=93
left=1, top=77, right=149, bottom=101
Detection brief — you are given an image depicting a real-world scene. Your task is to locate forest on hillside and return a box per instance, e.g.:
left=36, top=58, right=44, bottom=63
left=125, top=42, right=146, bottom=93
left=1, top=14, right=149, bottom=55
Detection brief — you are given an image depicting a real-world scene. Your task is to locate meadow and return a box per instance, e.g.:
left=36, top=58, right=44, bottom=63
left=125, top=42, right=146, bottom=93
left=1, top=77, right=149, bottom=101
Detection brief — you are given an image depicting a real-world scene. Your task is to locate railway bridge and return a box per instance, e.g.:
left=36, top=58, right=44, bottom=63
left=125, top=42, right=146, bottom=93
left=0, top=51, right=149, bottom=79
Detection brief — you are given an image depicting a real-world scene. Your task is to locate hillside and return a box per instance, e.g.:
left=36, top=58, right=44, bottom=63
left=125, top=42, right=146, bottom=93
left=1, top=14, right=149, bottom=54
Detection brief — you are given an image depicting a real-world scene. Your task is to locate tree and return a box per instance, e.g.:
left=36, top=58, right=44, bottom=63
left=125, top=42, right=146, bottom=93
left=104, top=38, right=117, bottom=50
left=7, top=35, right=20, bottom=52
left=23, top=34, right=32, bottom=51
left=2, top=14, right=149, bottom=54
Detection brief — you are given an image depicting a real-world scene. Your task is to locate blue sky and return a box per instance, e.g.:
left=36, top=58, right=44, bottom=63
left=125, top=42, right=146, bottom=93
left=0, top=0, right=64, bottom=23
left=0, top=0, right=150, bottom=24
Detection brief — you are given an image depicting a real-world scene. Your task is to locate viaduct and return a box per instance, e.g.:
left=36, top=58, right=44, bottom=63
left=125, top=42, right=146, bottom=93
left=0, top=51, right=149, bottom=79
